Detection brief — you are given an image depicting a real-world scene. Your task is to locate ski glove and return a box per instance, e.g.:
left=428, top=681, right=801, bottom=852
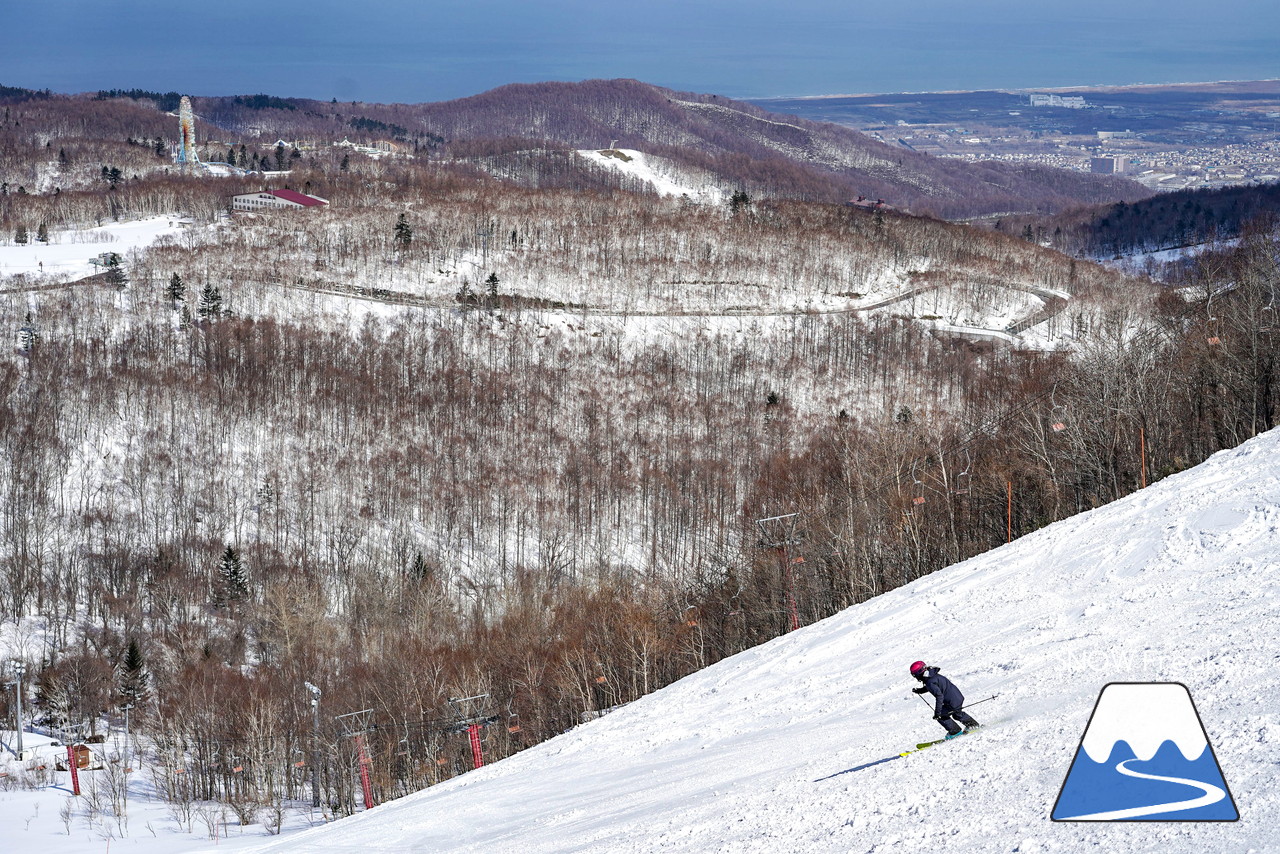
left=913, top=687, right=928, bottom=694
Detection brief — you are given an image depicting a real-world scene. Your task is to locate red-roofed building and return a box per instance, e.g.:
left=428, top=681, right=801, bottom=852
left=232, top=189, right=329, bottom=212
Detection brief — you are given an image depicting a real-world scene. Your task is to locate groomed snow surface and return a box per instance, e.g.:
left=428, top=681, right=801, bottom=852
left=6, top=429, right=1279, bottom=853
left=0, top=216, right=186, bottom=279
left=576, top=149, right=725, bottom=204
left=245, top=430, right=1279, bottom=853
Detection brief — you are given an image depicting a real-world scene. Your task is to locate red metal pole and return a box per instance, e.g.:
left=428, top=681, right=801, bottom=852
left=355, top=734, right=376, bottom=809
left=67, top=745, right=81, bottom=796
left=1139, top=427, right=1147, bottom=489
left=468, top=723, right=484, bottom=769
left=1006, top=480, right=1013, bottom=544
left=777, top=546, right=799, bottom=632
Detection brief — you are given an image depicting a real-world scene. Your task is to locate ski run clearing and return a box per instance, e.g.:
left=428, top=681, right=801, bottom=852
left=576, top=148, right=725, bottom=204
left=243, top=427, right=1278, bottom=853
left=0, top=216, right=186, bottom=279
left=6, top=422, right=1275, bottom=852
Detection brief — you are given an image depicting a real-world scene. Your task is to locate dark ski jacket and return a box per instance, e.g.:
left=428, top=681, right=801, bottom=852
left=914, top=666, right=964, bottom=717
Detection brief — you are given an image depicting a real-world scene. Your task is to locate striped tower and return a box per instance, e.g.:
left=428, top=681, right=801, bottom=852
left=177, top=96, right=199, bottom=170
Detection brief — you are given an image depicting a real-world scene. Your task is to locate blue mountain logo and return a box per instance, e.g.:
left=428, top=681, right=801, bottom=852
left=1052, top=682, right=1238, bottom=821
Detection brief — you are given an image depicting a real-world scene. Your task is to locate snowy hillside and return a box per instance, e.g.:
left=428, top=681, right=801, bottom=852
left=0, top=215, right=185, bottom=278
left=576, top=148, right=724, bottom=203
left=247, top=428, right=1280, bottom=854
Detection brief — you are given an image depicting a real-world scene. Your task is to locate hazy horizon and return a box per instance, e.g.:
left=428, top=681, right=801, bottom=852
left=4, top=1, right=1279, bottom=104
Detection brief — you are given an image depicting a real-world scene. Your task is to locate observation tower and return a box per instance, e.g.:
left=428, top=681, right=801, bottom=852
left=176, top=96, right=199, bottom=171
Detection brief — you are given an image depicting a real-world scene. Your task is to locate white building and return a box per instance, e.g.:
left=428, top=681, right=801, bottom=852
left=1030, top=94, right=1088, bottom=109
left=231, top=189, right=329, bottom=212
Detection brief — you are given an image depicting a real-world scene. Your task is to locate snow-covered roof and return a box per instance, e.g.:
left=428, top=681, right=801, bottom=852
left=268, top=189, right=327, bottom=206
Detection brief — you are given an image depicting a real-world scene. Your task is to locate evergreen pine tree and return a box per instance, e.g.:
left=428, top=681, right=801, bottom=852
left=167, top=272, right=186, bottom=304
left=36, top=222, right=48, bottom=243
left=340, top=153, right=350, bottom=172
left=197, top=282, right=223, bottom=319
left=218, top=545, right=249, bottom=602
left=394, top=213, right=413, bottom=250
left=409, top=551, right=429, bottom=582
left=14, top=224, right=28, bottom=245
left=121, top=638, right=149, bottom=702
left=103, top=252, right=127, bottom=288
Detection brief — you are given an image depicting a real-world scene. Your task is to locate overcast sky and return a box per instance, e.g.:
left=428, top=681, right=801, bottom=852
left=4, top=1, right=1278, bottom=103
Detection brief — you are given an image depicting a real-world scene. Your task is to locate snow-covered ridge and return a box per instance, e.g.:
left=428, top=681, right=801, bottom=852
left=672, top=98, right=809, bottom=134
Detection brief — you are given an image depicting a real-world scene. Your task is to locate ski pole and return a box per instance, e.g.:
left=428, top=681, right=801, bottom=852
left=959, top=694, right=999, bottom=711
left=913, top=692, right=998, bottom=711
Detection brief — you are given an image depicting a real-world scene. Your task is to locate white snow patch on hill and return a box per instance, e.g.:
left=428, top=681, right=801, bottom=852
left=246, top=429, right=1280, bottom=853
left=0, top=216, right=186, bottom=279
left=577, top=149, right=724, bottom=203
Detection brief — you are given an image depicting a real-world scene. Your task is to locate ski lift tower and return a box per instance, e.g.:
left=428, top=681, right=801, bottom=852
left=176, top=96, right=200, bottom=172
left=334, top=709, right=377, bottom=809
left=757, top=513, right=803, bottom=632
left=445, top=695, right=499, bottom=770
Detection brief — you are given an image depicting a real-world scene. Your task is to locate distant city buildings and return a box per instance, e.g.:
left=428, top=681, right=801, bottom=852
left=1030, top=93, right=1088, bottom=109
left=1090, top=155, right=1129, bottom=174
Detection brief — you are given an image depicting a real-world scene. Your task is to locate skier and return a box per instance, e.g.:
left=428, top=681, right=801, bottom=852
left=910, top=660, right=980, bottom=739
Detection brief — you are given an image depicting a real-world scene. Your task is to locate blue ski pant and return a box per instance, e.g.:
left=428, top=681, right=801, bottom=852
left=935, top=707, right=979, bottom=735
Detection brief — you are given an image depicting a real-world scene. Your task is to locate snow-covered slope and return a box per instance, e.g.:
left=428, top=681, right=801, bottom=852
left=577, top=148, right=724, bottom=203
left=247, top=431, right=1280, bottom=853
left=0, top=215, right=185, bottom=278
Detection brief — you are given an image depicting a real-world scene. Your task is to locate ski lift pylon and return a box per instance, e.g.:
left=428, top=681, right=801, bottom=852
left=953, top=449, right=972, bottom=495
left=683, top=604, right=699, bottom=627
left=906, top=462, right=926, bottom=513
left=1207, top=292, right=1222, bottom=345
left=1048, top=388, right=1068, bottom=433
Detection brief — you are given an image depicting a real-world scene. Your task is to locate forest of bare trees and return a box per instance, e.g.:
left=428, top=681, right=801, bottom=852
left=1, top=87, right=1277, bottom=825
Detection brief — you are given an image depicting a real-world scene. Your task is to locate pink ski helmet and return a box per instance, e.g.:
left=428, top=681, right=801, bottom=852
left=909, top=660, right=927, bottom=676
